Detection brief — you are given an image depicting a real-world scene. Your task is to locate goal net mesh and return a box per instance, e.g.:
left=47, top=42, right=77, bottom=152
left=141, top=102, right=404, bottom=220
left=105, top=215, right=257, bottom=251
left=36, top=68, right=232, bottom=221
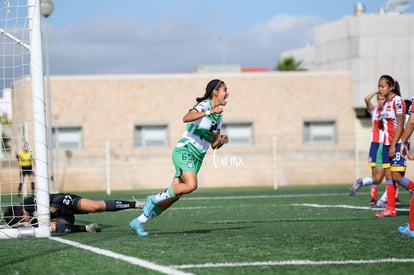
left=0, top=0, right=50, bottom=238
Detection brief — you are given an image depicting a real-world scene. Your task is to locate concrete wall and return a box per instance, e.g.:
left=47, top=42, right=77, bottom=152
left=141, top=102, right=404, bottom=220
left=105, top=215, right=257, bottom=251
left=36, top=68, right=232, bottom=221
left=3, top=72, right=361, bottom=192
left=281, top=13, right=414, bottom=108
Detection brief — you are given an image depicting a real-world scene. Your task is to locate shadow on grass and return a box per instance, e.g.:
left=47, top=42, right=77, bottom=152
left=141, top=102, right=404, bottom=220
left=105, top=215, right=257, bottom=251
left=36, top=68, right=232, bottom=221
left=395, top=211, right=409, bottom=216
left=152, top=225, right=252, bottom=236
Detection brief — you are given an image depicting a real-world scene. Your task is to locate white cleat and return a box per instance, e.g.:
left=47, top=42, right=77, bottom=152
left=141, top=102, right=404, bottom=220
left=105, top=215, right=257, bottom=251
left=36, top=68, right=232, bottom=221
left=132, top=196, right=145, bottom=209
left=86, top=223, right=101, bottom=232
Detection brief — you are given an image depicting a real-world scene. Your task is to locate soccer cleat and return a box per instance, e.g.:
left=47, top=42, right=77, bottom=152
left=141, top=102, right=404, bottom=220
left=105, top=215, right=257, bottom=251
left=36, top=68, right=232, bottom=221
left=86, top=223, right=101, bottom=232
left=129, top=218, right=149, bottom=237
left=376, top=199, right=387, bottom=208
left=143, top=195, right=157, bottom=218
left=375, top=209, right=397, bottom=218
left=398, top=225, right=414, bottom=237
left=398, top=223, right=409, bottom=233
left=349, top=178, right=363, bottom=196
left=132, top=196, right=145, bottom=209
left=369, top=199, right=377, bottom=206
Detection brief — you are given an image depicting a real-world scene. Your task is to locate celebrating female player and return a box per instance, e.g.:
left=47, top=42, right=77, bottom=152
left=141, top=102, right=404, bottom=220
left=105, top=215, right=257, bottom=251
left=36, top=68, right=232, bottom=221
left=129, top=79, right=230, bottom=236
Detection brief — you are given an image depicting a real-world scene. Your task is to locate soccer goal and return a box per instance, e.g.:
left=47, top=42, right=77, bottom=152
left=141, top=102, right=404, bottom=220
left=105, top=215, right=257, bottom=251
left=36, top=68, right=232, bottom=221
left=0, top=0, right=50, bottom=238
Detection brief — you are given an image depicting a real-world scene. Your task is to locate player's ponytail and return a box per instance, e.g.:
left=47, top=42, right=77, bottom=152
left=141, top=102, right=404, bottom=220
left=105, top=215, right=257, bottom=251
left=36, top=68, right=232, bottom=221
left=393, top=80, right=401, bottom=96
left=196, top=79, right=223, bottom=102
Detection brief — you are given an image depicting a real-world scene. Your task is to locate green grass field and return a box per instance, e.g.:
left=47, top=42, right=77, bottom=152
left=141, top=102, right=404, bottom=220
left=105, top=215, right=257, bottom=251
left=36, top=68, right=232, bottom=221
left=2, top=185, right=414, bottom=274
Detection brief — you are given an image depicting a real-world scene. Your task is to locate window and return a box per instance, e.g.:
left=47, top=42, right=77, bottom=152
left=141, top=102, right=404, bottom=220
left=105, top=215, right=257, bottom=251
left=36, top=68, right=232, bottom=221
left=303, top=121, right=336, bottom=144
left=134, top=125, right=168, bottom=147
left=52, top=126, right=82, bottom=149
left=222, top=123, right=253, bottom=145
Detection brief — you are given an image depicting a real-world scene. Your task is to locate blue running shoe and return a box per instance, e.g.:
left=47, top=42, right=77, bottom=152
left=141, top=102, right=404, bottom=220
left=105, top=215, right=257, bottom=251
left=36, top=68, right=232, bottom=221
left=143, top=195, right=157, bottom=218
left=129, top=218, right=149, bottom=237
left=349, top=178, right=363, bottom=196
left=398, top=225, right=414, bottom=237
left=398, top=223, right=410, bottom=234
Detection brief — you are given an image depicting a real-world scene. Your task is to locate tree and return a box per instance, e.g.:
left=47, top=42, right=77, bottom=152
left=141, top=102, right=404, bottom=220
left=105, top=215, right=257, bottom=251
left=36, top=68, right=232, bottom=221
left=276, top=56, right=307, bottom=71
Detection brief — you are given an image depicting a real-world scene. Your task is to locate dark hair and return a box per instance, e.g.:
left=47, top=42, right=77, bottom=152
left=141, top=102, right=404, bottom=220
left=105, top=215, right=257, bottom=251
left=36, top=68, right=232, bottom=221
left=379, top=75, right=401, bottom=96
left=196, top=79, right=224, bottom=103
left=4, top=205, right=24, bottom=227
left=404, top=99, right=411, bottom=115
left=394, top=81, right=401, bottom=96
left=379, top=74, right=394, bottom=86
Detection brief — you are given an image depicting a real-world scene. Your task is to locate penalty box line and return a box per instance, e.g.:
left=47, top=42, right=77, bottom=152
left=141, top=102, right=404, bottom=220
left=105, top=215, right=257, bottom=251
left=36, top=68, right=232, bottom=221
left=50, top=237, right=193, bottom=275
left=291, top=203, right=409, bottom=212
left=170, top=258, right=414, bottom=269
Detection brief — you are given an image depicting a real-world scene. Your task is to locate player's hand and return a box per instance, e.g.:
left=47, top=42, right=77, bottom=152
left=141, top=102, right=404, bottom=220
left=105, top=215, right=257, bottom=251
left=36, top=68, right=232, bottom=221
left=402, top=143, right=414, bottom=160
left=220, top=135, right=229, bottom=144
left=389, top=145, right=396, bottom=159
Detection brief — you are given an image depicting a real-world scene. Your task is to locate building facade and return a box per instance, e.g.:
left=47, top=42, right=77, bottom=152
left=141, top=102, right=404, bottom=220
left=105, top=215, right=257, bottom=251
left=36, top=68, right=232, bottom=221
left=281, top=12, right=414, bottom=109
left=2, top=71, right=368, bottom=192
left=281, top=9, right=414, bottom=169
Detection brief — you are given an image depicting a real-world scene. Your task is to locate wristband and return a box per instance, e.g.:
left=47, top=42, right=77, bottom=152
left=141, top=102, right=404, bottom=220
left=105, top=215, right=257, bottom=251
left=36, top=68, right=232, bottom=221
left=206, top=110, right=211, bottom=116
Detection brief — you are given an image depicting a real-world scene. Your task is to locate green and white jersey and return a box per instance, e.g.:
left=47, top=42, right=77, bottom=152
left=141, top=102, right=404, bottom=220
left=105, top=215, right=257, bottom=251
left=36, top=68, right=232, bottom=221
left=177, top=99, right=223, bottom=160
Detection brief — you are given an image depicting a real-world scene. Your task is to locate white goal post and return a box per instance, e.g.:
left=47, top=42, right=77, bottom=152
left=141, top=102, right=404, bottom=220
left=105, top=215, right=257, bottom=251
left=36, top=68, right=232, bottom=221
left=0, top=0, right=50, bottom=238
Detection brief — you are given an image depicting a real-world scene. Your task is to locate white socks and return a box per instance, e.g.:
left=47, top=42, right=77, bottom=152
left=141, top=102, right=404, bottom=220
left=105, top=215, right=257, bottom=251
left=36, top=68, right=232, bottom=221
left=362, top=177, right=373, bottom=186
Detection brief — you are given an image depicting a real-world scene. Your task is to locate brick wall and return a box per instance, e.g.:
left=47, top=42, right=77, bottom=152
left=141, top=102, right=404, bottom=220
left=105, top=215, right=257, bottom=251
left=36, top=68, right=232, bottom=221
left=4, top=71, right=366, bottom=192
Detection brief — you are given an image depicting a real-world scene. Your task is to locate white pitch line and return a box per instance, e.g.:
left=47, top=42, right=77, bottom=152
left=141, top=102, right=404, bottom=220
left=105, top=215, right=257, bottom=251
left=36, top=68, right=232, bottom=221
left=183, top=192, right=358, bottom=201
left=292, top=203, right=409, bottom=212
left=50, top=237, right=193, bottom=275
left=170, top=258, right=414, bottom=269
left=133, top=192, right=372, bottom=202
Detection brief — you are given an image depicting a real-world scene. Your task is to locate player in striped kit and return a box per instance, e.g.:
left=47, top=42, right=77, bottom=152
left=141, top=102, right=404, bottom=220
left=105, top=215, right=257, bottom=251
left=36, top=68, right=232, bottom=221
left=350, top=92, right=404, bottom=207
left=375, top=75, right=406, bottom=218
left=374, top=98, right=412, bottom=208
left=349, top=91, right=386, bottom=205
left=396, top=96, right=414, bottom=236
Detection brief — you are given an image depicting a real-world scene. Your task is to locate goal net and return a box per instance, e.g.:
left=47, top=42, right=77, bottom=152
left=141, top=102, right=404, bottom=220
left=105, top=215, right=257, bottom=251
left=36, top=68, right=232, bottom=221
left=0, top=0, right=50, bottom=238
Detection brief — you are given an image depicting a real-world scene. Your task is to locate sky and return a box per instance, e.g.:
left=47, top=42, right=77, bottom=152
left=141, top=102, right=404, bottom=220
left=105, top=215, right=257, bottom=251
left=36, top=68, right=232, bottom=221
left=44, top=0, right=414, bottom=75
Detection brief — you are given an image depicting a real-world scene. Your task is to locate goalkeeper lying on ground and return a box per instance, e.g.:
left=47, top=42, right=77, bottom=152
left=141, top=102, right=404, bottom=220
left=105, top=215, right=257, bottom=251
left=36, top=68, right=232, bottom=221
left=4, top=193, right=144, bottom=233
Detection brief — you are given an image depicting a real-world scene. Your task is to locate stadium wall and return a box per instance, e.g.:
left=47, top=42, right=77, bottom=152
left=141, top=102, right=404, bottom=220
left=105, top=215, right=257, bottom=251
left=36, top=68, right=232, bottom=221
left=3, top=71, right=379, bottom=192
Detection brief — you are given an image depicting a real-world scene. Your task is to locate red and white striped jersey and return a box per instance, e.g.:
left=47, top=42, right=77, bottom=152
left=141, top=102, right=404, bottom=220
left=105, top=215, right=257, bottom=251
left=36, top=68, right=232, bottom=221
left=368, top=106, right=384, bottom=143
left=409, top=96, right=414, bottom=114
left=381, top=94, right=406, bottom=145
